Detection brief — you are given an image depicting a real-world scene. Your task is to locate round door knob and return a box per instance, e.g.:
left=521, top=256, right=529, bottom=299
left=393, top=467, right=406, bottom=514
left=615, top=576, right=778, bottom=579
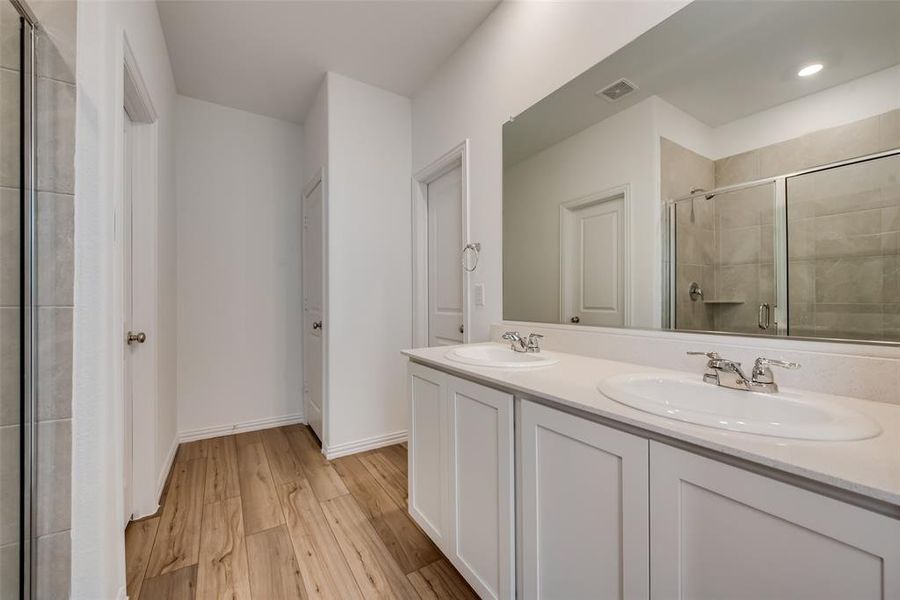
left=312, top=321, right=323, bottom=330
left=127, top=331, right=147, bottom=345
left=570, top=316, right=580, bottom=324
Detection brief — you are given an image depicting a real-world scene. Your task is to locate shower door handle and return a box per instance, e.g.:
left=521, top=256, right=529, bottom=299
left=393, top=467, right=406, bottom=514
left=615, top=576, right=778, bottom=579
left=758, top=303, right=770, bottom=330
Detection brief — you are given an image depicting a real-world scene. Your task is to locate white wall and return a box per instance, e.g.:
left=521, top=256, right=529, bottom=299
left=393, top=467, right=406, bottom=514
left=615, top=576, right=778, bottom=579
left=324, top=73, right=412, bottom=453
left=412, top=0, right=690, bottom=342
left=504, top=98, right=658, bottom=326
left=175, top=95, right=304, bottom=436
left=712, top=64, right=900, bottom=159
left=73, top=1, right=177, bottom=597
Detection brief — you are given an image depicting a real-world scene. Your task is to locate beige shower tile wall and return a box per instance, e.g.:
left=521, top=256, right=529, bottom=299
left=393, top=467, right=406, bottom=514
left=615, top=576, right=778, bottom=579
left=33, top=2, right=76, bottom=597
left=714, top=109, right=900, bottom=342
left=788, top=154, right=900, bottom=341
left=715, top=109, right=900, bottom=186
left=661, top=138, right=715, bottom=331
left=0, top=3, right=22, bottom=589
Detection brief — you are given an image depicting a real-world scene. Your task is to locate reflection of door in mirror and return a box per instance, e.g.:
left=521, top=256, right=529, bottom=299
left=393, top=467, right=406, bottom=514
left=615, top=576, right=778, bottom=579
left=561, top=193, right=626, bottom=327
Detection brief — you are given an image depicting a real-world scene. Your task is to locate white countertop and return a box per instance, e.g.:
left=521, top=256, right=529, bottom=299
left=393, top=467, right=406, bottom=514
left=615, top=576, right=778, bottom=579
left=402, top=343, right=900, bottom=509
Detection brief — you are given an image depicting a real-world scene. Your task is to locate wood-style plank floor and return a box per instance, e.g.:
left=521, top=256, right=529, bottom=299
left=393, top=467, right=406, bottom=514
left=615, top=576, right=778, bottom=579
left=125, top=425, right=477, bottom=600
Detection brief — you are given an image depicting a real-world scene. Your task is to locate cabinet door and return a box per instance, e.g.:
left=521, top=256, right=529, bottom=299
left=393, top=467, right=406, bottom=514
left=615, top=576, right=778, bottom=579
left=520, top=400, right=650, bottom=600
left=650, top=442, right=900, bottom=600
left=447, top=376, right=515, bottom=600
left=408, top=362, right=449, bottom=549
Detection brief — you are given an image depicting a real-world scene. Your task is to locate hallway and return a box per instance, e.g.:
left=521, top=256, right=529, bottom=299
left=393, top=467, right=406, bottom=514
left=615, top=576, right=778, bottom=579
left=124, top=425, right=476, bottom=599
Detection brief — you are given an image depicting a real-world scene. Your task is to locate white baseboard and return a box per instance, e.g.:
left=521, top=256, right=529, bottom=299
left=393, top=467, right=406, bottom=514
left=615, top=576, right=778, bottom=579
left=149, top=438, right=178, bottom=513
left=178, top=413, right=306, bottom=444
left=324, top=430, right=408, bottom=460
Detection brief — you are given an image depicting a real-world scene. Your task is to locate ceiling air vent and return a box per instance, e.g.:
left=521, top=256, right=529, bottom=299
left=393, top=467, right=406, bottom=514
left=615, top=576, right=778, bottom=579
left=596, top=78, right=637, bottom=102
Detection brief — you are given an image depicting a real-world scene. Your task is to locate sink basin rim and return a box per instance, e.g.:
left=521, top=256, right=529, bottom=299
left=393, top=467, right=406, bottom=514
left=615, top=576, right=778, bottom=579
left=445, top=344, right=560, bottom=369
left=597, top=372, right=881, bottom=442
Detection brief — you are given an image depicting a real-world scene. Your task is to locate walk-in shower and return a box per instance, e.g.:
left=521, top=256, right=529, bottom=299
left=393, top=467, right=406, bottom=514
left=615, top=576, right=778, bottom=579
left=669, top=148, right=900, bottom=343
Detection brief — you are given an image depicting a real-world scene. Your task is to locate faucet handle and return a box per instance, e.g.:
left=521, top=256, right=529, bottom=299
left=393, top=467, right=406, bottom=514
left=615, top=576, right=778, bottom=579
left=753, top=357, right=800, bottom=377
left=751, top=357, right=800, bottom=390
left=754, top=357, right=800, bottom=370
left=526, top=333, right=544, bottom=352
left=501, top=331, right=521, bottom=340
left=687, top=351, right=721, bottom=359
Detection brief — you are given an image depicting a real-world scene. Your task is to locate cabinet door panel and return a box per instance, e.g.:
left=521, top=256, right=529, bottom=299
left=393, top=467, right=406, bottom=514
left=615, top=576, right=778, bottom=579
left=449, top=377, right=514, bottom=600
left=520, top=400, right=650, bottom=600
left=650, top=442, right=900, bottom=600
left=408, top=363, right=448, bottom=548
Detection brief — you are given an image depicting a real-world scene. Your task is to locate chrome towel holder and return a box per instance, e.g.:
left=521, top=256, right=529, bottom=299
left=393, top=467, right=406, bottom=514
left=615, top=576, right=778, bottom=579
left=462, top=242, right=480, bottom=272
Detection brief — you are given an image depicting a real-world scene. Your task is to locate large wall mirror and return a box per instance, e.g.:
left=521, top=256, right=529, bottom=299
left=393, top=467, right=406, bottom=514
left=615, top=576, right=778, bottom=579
left=503, top=0, right=900, bottom=344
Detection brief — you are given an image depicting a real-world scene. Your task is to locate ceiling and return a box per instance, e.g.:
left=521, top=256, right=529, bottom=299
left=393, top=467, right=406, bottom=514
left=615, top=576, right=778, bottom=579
left=157, top=0, right=499, bottom=124
left=504, top=1, right=900, bottom=166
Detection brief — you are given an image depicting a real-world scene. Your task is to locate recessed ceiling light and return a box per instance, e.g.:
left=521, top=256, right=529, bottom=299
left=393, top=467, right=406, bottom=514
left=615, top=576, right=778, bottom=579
left=797, top=63, right=823, bottom=77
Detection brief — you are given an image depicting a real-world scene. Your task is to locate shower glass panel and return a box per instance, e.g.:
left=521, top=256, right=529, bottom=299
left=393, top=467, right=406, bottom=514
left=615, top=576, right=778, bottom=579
left=1, top=0, right=33, bottom=597
left=786, top=153, right=900, bottom=342
left=673, top=181, right=779, bottom=336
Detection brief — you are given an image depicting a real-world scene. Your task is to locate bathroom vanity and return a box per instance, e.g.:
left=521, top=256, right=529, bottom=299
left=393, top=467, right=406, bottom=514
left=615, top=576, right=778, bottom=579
left=403, top=343, right=900, bottom=600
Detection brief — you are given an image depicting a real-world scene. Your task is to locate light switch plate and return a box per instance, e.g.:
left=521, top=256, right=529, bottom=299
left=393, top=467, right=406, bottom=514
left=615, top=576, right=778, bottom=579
left=474, top=283, right=485, bottom=307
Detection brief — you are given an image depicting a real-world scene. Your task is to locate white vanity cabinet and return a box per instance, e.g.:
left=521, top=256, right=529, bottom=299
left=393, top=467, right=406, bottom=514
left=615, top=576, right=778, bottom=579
left=519, top=400, right=650, bottom=600
left=650, top=442, right=900, bottom=600
left=409, top=360, right=900, bottom=600
left=407, top=362, right=515, bottom=600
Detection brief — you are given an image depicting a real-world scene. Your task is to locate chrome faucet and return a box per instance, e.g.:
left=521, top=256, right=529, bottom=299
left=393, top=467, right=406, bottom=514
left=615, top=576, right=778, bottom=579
left=687, top=351, right=800, bottom=393
left=502, top=331, right=544, bottom=353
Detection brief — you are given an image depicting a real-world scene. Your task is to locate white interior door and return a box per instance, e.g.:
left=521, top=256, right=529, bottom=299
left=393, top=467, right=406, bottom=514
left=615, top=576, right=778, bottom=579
left=122, top=110, right=134, bottom=526
left=303, top=177, right=325, bottom=441
left=562, top=194, right=626, bottom=327
left=427, top=165, right=464, bottom=346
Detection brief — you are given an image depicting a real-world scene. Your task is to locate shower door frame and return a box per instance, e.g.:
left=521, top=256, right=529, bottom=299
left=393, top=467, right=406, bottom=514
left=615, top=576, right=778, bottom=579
left=664, top=146, right=900, bottom=343
left=9, top=0, right=38, bottom=597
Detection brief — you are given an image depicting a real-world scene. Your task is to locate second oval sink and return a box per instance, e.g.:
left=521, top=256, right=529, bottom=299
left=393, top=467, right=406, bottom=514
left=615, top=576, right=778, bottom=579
left=597, top=372, right=881, bottom=441
left=446, top=344, right=559, bottom=369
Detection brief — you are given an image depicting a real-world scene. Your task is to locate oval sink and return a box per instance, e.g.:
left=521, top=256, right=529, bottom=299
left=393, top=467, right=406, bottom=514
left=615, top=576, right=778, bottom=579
left=445, top=344, right=559, bottom=369
left=598, top=373, right=881, bottom=441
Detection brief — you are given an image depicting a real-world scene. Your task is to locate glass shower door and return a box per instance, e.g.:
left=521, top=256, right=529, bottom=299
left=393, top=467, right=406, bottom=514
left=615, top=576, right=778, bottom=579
left=786, top=152, right=900, bottom=341
left=673, top=180, right=780, bottom=336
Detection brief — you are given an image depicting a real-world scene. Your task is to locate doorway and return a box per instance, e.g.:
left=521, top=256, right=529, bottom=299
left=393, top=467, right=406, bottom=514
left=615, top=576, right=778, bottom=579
left=302, top=170, right=326, bottom=442
left=413, top=141, right=471, bottom=348
left=120, top=40, right=159, bottom=522
left=560, top=188, right=630, bottom=327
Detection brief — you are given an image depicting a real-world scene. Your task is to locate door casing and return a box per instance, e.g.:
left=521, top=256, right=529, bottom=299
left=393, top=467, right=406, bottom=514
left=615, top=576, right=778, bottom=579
left=412, top=140, right=471, bottom=348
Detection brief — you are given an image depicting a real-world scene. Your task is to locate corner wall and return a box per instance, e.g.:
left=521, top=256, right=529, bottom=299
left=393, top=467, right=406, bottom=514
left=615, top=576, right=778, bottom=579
left=175, top=95, right=305, bottom=438
left=324, top=73, right=412, bottom=454
left=73, top=1, right=177, bottom=596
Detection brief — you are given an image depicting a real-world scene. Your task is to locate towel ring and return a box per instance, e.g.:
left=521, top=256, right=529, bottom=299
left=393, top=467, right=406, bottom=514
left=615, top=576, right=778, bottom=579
left=462, top=243, right=480, bottom=272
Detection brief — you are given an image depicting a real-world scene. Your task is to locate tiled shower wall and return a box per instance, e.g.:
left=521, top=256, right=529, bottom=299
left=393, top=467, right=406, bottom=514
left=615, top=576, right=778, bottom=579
left=714, top=109, right=900, bottom=341
left=669, top=109, right=900, bottom=340
left=662, top=138, right=714, bottom=331
left=0, top=2, right=75, bottom=598
left=666, top=139, right=777, bottom=335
